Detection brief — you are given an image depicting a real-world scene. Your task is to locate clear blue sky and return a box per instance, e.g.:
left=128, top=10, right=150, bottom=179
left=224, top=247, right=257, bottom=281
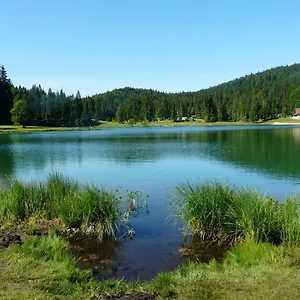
left=1, top=0, right=300, bottom=96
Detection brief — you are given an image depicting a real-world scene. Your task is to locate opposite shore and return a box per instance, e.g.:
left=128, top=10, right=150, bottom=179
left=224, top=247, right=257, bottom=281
left=1, top=118, right=300, bottom=135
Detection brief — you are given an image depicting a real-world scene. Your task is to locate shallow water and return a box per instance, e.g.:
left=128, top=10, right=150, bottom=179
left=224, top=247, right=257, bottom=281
left=1, top=125, right=300, bottom=280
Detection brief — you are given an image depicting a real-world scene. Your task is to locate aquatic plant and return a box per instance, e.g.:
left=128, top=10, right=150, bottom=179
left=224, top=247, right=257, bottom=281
left=175, top=182, right=300, bottom=246
left=0, top=173, right=145, bottom=241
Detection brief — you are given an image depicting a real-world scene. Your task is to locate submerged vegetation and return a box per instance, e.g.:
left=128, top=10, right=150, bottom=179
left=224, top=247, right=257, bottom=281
left=175, top=182, right=300, bottom=246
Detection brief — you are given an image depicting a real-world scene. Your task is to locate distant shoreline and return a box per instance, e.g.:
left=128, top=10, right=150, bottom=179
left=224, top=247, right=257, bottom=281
left=1, top=120, right=300, bottom=134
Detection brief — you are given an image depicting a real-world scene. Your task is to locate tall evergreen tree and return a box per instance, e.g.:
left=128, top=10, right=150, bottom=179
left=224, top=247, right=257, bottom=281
left=0, top=65, right=13, bottom=124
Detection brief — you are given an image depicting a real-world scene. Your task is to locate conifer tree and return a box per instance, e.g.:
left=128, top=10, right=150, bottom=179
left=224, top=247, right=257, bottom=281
left=0, top=65, right=13, bottom=124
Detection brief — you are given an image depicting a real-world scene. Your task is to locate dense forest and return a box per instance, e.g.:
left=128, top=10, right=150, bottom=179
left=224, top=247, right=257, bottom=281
left=1, top=63, right=300, bottom=126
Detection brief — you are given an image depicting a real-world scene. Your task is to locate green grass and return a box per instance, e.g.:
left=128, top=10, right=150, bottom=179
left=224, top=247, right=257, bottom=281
left=2, top=119, right=299, bottom=135
left=0, top=234, right=143, bottom=299
left=2, top=235, right=300, bottom=299
left=153, top=239, right=300, bottom=299
left=0, top=173, right=127, bottom=241
left=267, top=118, right=300, bottom=124
left=0, top=125, right=98, bottom=134
left=99, top=120, right=255, bottom=128
left=174, top=182, right=300, bottom=246
left=2, top=119, right=290, bottom=135
left=2, top=180, right=300, bottom=299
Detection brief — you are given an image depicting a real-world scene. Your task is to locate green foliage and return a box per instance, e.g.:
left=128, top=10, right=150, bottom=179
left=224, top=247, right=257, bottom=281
left=141, top=119, right=150, bottom=127
left=0, top=234, right=145, bottom=299
left=17, top=234, right=71, bottom=262
left=2, top=232, right=300, bottom=299
left=152, top=272, right=175, bottom=297
left=0, top=173, right=126, bottom=241
left=0, top=64, right=13, bottom=125
left=288, top=86, right=300, bottom=114
left=127, top=118, right=136, bottom=126
left=0, top=235, right=97, bottom=299
left=175, top=182, right=300, bottom=245
left=151, top=239, right=300, bottom=300
left=10, top=99, right=32, bottom=126
left=3, top=64, right=300, bottom=127
left=223, top=238, right=284, bottom=268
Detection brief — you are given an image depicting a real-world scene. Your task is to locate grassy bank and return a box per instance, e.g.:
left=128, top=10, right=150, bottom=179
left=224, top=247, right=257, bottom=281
left=2, top=180, right=300, bottom=299
left=100, top=120, right=254, bottom=128
left=94, top=118, right=300, bottom=128
left=2, top=119, right=299, bottom=135
left=0, top=174, right=131, bottom=241
left=266, top=118, right=300, bottom=124
left=0, top=234, right=143, bottom=299
left=153, top=238, right=300, bottom=299
left=0, top=125, right=98, bottom=134
left=2, top=234, right=300, bottom=299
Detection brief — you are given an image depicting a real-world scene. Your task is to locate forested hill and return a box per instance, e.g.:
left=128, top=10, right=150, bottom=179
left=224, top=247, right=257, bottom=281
left=1, top=63, right=300, bottom=126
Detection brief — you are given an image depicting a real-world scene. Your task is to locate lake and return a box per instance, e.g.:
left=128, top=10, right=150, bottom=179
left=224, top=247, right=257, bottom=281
left=1, top=125, right=300, bottom=280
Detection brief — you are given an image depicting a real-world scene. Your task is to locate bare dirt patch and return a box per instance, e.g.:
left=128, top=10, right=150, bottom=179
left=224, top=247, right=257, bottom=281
left=0, top=229, right=23, bottom=248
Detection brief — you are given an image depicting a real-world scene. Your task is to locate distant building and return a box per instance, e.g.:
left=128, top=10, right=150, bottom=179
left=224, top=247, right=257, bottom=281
left=292, top=108, right=300, bottom=119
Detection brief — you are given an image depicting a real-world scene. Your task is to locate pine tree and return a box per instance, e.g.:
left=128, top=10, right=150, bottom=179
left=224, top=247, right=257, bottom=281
left=0, top=65, right=13, bottom=124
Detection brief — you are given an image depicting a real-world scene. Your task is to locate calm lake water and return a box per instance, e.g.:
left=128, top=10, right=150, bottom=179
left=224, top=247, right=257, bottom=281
left=1, top=125, right=300, bottom=280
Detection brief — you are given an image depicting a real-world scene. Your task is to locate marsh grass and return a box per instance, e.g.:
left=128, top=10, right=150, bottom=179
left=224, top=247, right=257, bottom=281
left=0, top=173, right=131, bottom=241
left=175, top=182, right=300, bottom=246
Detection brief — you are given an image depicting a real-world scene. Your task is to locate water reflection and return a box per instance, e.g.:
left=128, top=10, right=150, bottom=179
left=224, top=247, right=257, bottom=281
left=1, top=126, right=300, bottom=183
left=0, top=135, right=14, bottom=184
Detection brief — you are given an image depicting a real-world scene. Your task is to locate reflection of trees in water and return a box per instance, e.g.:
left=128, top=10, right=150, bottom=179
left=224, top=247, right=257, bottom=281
left=293, top=128, right=300, bottom=144
left=102, top=128, right=300, bottom=178
left=0, top=135, right=83, bottom=182
left=0, top=135, right=14, bottom=183
left=2, top=128, right=300, bottom=184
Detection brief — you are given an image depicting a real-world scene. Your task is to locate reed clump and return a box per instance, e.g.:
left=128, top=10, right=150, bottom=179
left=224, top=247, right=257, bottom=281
left=175, top=182, right=300, bottom=246
left=0, top=173, right=126, bottom=241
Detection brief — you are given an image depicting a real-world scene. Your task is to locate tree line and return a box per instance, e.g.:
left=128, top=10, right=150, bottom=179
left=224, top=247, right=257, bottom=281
left=1, top=63, right=300, bottom=126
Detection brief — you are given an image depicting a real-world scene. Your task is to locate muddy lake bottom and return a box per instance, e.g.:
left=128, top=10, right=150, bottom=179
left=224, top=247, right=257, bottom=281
left=69, top=236, right=228, bottom=281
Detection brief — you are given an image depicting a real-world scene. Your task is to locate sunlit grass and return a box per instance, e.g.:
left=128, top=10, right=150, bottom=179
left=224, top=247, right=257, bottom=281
left=0, top=173, right=127, bottom=241
left=152, top=238, right=300, bottom=299
left=174, top=182, right=300, bottom=246
left=0, top=125, right=97, bottom=134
